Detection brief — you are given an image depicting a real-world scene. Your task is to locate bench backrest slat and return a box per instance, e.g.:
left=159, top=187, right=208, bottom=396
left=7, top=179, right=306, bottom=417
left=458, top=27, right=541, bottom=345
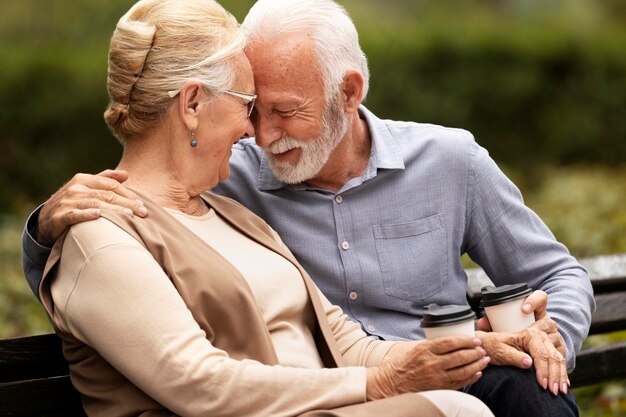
left=570, top=341, right=626, bottom=387
left=0, top=334, right=69, bottom=383
left=0, top=376, right=86, bottom=417
left=466, top=253, right=626, bottom=299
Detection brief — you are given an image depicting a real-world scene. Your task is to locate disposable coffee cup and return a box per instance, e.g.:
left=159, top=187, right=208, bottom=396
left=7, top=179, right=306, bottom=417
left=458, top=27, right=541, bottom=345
left=480, top=283, right=535, bottom=333
left=420, top=304, right=476, bottom=339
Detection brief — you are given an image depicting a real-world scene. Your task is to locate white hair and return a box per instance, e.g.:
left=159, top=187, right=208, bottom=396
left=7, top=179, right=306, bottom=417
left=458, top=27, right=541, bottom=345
left=242, top=0, right=369, bottom=101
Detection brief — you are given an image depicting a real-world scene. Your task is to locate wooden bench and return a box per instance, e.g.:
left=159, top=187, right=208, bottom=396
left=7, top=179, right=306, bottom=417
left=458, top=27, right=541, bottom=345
left=1, top=253, right=625, bottom=416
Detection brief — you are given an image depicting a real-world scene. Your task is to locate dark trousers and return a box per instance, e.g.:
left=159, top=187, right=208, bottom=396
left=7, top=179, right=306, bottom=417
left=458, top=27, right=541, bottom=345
left=463, top=365, right=579, bottom=417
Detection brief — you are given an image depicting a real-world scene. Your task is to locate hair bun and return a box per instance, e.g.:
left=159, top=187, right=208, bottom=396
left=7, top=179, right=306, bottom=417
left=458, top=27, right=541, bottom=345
left=104, top=101, right=130, bottom=127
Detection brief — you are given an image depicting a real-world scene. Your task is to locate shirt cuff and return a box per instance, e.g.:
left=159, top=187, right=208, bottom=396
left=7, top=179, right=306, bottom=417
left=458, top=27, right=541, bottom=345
left=22, top=204, right=52, bottom=268
left=21, top=204, right=52, bottom=298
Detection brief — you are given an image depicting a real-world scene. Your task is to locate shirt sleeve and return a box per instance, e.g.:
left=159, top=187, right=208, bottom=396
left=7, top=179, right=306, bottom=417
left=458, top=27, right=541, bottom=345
left=318, top=288, right=400, bottom=367
left=53, top=219, right=366, bottom=417
left=21, top=204, right=52, bottom=298
left=463, top=143, right=595, bottom=372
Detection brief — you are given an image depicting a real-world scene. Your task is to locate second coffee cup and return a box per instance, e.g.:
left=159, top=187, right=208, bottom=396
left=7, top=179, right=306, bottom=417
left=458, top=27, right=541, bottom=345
left=420, top=304, right=476, bottom=339
left=480, top=283, right=535, bottom=333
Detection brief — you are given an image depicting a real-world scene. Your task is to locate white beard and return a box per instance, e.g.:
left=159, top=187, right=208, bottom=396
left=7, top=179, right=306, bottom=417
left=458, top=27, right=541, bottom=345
left=263, top=96, right=349, bottom=184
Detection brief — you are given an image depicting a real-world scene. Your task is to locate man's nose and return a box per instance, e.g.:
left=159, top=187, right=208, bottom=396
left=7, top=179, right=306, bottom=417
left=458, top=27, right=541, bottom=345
left=253, top=113, right=282, bottom=148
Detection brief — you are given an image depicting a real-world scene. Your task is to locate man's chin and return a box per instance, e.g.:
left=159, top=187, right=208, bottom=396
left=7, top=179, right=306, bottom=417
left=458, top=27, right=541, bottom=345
left=270, top=166, right=306, bottom=184
left=268, top=159, right=314, bottom=184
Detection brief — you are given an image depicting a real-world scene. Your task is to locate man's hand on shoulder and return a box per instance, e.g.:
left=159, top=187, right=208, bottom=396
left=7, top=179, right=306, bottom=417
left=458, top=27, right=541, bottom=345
left=37, top=169, right=147, bottom=246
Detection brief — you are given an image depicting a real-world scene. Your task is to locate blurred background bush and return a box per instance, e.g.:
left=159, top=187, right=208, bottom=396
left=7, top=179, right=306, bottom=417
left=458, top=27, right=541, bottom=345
left=0, top=0, right=624, bottom=415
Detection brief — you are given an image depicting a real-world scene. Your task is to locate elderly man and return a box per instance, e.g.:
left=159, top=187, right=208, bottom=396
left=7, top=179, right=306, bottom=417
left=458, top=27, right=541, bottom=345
left=23, top=0, right=592, bottom=416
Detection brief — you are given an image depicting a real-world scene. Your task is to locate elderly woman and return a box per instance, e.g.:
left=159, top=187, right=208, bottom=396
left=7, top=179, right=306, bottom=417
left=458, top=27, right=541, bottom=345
left=39, top=0, right=494, bottom=416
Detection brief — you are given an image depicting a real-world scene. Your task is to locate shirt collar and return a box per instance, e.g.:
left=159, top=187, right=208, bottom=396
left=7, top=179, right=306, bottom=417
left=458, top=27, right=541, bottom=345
left=257, top=105, right=405, bottom=191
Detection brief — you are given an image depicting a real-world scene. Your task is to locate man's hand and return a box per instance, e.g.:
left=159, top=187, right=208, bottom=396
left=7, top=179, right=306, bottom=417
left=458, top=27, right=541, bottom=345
left=37, top=170, right=147, bottom=246
left=477, top=316, right=569, bottom=396
left=477, top=290, right=566, bottom=358
left=366, top=337, right=490, bottom=400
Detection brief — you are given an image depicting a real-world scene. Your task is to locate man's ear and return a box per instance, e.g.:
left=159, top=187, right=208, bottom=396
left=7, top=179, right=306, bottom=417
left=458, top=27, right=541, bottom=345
left=341, top=70, right=364, bottom=114
left=177, top=81, right=204, bottom=131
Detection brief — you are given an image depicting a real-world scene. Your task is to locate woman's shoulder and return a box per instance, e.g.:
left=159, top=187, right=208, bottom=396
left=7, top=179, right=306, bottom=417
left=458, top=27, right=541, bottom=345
left=49, top=217, right=154, bottom=320
left=65, top=216, right=144, bottom=258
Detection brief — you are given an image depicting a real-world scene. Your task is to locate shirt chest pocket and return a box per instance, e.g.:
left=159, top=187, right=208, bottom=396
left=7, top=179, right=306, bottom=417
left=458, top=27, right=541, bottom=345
left=372, top=214, right=448, bottom=303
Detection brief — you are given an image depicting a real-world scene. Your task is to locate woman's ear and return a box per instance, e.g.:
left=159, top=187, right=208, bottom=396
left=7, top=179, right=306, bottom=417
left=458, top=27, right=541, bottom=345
left=177, top=81, right=204, bottom=131
left=341, top=70, right=364, bottom=114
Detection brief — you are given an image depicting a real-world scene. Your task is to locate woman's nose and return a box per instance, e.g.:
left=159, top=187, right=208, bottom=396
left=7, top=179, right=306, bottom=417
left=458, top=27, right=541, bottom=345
left=242, top=117, right=255, bottom=139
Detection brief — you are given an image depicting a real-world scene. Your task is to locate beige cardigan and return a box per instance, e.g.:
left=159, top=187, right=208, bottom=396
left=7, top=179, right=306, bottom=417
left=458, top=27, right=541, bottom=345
left=40, top=191, right=443, bottom=417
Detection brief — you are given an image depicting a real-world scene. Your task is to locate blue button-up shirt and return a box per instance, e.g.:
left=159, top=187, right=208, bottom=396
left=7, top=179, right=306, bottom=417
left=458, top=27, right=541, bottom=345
left=22, top=106, right=594, bottom=370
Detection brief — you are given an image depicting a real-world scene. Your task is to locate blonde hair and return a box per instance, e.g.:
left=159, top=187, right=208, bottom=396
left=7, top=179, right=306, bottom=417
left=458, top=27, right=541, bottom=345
left=104, top=0, right=245, bottom=143
left=243, top=0, right=369, bottom=101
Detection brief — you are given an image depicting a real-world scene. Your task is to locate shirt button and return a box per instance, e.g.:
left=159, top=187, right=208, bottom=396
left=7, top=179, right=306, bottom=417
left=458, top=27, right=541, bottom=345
left=367, top=325, right=376, bottom=333
left=335, top=195, right=343, bottom=204
left=341, top=241, right=350, bottom=250
left=349, top=291, right=358, bottom=301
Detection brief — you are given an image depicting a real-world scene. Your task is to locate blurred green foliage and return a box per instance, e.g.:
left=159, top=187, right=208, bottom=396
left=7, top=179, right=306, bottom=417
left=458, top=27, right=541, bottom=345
left=0, top=215, right=52, bottom=337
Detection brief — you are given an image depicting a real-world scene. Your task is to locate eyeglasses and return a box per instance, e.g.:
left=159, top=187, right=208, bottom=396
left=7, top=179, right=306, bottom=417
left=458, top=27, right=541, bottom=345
left=167, top=87, right=256, bottom=118
left=223, top=89, right=257, bottom=118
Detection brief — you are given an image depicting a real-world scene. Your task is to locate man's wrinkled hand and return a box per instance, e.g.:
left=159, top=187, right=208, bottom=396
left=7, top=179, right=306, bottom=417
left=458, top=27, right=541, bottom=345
left=37, top=169, right=147, bottom=246
left=477, top=316, right=568, bottom=396
left=476, top=290, right=565, bottom=358
left=366, top=336, right=490, bottom=400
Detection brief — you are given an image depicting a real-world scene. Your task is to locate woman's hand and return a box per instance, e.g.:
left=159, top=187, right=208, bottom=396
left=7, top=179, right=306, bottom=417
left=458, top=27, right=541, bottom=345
left=37, top=169, right=147, bottom=245
left=366, top=336, right=490, bottom=400
left=476, top=316, right=569, bottom=396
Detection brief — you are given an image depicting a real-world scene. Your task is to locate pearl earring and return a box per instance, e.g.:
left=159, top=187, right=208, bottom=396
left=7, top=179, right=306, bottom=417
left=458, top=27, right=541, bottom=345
left=190, top=131, right=198, bottom=148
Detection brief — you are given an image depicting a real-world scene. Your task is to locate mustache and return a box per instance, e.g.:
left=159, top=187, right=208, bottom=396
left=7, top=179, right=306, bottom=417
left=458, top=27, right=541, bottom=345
left=267, top=136, right=305, bottom=154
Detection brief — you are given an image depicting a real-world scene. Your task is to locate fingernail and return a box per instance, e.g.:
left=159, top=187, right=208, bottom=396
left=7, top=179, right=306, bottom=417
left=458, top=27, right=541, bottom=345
left=567, top=378, right=571, bottom=387
left=483, top=356, right=491, bottom=365
left=123, top=208, right=134, bottom=217
left=523, top=303, right=532, bottom=312
left=475, top=371, right=483, bottom=379
left=473, top=338, right=482, bottom=346
left=552, top=383, right=559, bottom=396
left=522, top=357, right=532, bottom=368
left=135, top=199, right=144, bottom=205
left=138, top=206, right=148, bottom=216
left=562, top=383, right=568, bottom=394
left=542, top=378, right=548, bottom=390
